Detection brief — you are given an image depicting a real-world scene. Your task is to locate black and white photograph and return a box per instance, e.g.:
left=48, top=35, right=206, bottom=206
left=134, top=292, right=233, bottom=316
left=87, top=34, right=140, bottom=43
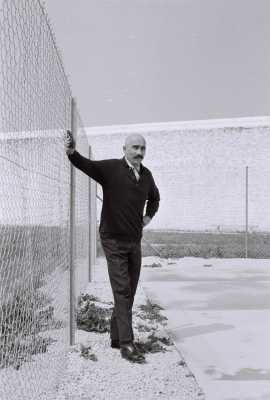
left=0, top=1, right=269, bottom=399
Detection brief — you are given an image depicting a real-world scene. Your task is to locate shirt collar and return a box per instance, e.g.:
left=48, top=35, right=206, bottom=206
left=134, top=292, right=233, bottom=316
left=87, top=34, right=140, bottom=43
left=123, top=156, right=143, bottom=173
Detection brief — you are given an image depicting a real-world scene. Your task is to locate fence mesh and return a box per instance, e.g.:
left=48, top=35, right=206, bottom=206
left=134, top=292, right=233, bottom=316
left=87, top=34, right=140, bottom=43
left=0, top=0, right=90, bottom=399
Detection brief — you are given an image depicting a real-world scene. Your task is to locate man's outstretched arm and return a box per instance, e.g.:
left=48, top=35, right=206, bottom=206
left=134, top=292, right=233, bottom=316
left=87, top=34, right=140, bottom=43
left=64, top=130, right=106, bottom=185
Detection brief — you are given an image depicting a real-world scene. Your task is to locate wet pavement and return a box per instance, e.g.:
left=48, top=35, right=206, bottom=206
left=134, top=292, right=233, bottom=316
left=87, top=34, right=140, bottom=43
left=141, top=257, right=270, bottom=400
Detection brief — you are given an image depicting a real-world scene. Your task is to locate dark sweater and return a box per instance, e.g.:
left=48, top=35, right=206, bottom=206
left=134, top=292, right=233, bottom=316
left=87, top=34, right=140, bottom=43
left=68, top=150, right=160, bottom=242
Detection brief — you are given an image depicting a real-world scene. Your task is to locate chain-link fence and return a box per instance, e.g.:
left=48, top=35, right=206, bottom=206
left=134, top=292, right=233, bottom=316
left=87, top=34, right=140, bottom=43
left=0, top=1, right=95, bottom=399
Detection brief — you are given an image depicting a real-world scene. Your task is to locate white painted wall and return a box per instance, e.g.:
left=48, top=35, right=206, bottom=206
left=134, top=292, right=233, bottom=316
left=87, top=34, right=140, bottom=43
left=87, top=117, right=270, bottom=231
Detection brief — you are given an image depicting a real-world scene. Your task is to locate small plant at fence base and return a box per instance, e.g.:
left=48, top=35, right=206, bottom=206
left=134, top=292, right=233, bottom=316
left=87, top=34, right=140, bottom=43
left=76, top=294, right=111, bottom=333
left=0, top=289, right=60, bottom=369
left=77, top=294, right=173, bottom=355
left=134, top=332, right=173, bottom=354
left=134, top=300, right=173, bottom=354
left=136, top=300, right=168, bottom=324
left=80, top=343, right=97, bottom=362
left=136, top=322, right=157, bottom=332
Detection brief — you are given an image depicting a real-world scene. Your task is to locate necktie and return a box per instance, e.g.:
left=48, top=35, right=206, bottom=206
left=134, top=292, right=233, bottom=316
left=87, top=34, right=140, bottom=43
left=130, top=166, right=140, bottom=181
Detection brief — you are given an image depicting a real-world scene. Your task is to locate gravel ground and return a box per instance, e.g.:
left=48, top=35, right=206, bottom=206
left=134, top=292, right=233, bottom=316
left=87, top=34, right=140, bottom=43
left=55, top=257, right=206, bottom=400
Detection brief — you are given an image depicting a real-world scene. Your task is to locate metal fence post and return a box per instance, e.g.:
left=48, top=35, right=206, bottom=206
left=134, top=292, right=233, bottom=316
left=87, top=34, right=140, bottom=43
left=88, top=145, right=97, bottom=282
left=245, top=166, right=249, bottom=258
left=91, top=180, right=97, bottom=276
left=69, top=97, right=76, bottom=345
left=93, top=182, right=97, bottom=264
left=88, top=145, right=92, bottom=282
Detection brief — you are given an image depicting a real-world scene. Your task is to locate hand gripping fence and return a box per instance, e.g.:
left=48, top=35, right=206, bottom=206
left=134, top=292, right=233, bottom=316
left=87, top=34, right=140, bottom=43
left=0, top=1, right=97, bottom=399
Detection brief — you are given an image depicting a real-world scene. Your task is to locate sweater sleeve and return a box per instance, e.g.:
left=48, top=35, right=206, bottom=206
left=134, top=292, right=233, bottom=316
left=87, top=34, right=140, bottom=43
left=145, top=173, right=160, bottom=219
left=67, top=150, right=107, bottom=186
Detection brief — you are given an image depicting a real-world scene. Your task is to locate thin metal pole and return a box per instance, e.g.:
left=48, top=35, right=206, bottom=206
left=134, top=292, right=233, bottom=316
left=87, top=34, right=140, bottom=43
left=93, top=181, right=97, bottom=268
left=245, top=166, right=248, bottom=258
left=69, top=98, right=76, bottom=345
left=88, top=145, right=92, bottom=282
left=88, top=146, right=97, bottom=281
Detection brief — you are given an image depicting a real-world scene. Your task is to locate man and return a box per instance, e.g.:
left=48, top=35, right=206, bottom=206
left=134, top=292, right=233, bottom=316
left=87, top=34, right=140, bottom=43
left=64, top=130, right=160, bottom=363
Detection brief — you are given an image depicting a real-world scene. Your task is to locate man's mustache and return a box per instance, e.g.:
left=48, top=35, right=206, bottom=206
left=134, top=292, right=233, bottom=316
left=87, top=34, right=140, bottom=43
left=135, top=156, right=143, bottom=159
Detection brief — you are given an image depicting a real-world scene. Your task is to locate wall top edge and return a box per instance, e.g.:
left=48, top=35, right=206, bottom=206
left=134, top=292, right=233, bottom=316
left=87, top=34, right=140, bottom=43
left=1, top=116, right=270, bottom=140
left=86, top=116, right=270, bottom=135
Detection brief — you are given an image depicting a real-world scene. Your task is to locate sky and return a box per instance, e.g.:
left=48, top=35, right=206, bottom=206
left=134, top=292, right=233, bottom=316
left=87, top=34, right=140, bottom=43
left=44, top=0, right=270, bottom=127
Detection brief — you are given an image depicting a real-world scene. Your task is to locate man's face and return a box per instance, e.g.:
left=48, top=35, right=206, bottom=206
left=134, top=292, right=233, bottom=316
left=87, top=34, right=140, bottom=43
left=123, top=136, right=146, bottom=166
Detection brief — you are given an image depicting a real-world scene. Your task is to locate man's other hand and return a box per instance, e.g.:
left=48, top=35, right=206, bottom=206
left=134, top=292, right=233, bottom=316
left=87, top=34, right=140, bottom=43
left=143, top=216, right=151, bottom=227
left=64, top=130, right=76, bottom=155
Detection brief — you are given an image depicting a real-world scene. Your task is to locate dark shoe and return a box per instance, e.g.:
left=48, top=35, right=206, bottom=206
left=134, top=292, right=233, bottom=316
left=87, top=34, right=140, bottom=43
left=133, top=341, right=144, bottom=355
left=120, top=342, right=146, bottom=363
left=111, top=337, right=137, bottom=350
left=111, top=340, right=120, bottom=349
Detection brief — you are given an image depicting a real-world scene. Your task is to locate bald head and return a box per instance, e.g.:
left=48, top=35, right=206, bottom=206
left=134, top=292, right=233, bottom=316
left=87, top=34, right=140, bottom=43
left=123, top=133, right=146, bottom=169
left=124, top=133, right=146, bottom=148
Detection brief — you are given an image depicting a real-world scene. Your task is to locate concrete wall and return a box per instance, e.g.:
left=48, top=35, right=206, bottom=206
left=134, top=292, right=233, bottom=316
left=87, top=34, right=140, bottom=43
left=87, top=118, right=270, bottom=232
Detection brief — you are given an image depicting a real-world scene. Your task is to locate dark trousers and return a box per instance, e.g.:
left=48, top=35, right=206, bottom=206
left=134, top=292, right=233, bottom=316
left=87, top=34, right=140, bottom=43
left=100, top=237, right=142, bottom=345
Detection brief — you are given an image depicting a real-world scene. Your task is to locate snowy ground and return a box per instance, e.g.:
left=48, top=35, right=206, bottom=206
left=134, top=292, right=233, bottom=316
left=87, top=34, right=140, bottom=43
left=55, top=256, right=205, bottom=400
left=2, top=255, right=269, bottom=400
left=141, top=256, right=270, bottom=400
